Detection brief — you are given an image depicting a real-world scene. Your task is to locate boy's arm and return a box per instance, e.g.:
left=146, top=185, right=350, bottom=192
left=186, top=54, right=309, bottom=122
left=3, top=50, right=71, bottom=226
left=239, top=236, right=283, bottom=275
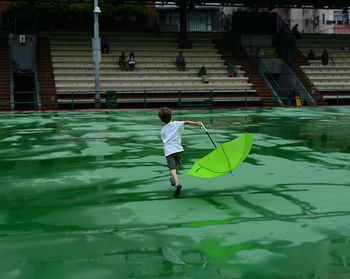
left=184, top=121, right=202, bottom=126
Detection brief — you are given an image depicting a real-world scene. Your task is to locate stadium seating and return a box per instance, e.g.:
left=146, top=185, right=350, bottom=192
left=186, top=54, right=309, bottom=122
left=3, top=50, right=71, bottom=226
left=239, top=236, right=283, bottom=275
left=46, top=32, right=257, bottom=108
left=296, top=34, right=350, bottom=104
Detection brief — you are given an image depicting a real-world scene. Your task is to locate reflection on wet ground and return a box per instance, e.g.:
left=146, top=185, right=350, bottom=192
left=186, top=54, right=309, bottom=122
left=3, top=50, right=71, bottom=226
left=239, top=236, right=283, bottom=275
left=0, top=107, right=350, bottom=278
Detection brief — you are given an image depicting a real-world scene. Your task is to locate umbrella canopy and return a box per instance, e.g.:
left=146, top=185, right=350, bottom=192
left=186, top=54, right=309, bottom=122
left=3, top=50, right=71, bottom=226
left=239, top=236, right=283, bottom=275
left=187, top=133, right=254, bottom=179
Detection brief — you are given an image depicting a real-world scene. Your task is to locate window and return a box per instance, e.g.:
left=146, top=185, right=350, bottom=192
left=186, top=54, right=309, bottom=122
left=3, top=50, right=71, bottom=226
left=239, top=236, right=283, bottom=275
left=345, top=11, right=350, bottom=22
left=165, top=13, right=179, bottom=25
left=334, top=11, right=349, bottom=22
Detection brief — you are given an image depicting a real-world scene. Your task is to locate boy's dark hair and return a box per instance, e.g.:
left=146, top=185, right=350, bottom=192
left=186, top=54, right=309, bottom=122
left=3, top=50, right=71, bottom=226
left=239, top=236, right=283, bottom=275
left=158, top=107, right=172, bottom=124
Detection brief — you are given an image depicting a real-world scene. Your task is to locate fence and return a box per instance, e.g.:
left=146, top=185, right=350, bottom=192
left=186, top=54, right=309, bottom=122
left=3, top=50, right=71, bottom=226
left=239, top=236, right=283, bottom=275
left=0, top=89, right=349, bottom=111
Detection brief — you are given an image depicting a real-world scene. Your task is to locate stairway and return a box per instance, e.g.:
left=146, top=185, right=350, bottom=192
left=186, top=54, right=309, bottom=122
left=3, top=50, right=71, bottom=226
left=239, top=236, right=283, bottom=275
left=213, top=39, right=277, bottom=107
left=0, top=37, right=11, bottom=110
left=37, top=37, right=58, bottom=110
left=294, top=48, right=327, bottom=105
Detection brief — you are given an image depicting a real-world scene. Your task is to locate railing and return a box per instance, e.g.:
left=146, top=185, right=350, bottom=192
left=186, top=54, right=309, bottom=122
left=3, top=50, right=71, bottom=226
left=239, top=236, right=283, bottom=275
left=0, top=89, right=349, bottom=110
left=259, top=61, right=284, bottom=106
left=283, top=61, right=317, bottom=106
left=32, top=35, right=41, bottom=110
left=8, top=37, right=15, bottom=111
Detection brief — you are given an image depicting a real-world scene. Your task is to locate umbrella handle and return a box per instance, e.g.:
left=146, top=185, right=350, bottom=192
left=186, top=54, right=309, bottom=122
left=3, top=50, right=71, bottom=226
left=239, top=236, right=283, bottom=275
left=200, top=123, right=217, bottom=149
left=200, top=123, right=208, bottom=133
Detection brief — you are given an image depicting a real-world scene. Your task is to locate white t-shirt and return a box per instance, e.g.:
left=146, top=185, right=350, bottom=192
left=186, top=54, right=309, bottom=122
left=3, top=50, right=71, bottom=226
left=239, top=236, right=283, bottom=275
left=161, top=121, right=185, bottom=157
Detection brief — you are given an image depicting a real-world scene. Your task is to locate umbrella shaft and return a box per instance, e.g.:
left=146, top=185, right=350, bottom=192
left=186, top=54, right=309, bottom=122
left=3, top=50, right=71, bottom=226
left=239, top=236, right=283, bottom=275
left=201, top=123, right=217, bottom=148
left=205, top=131, right=217, bottom=148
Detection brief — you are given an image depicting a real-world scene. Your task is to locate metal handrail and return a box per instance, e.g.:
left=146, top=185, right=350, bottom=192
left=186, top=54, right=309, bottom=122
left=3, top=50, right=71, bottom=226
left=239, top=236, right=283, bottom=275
left=259, top=61, right=284, bottom=105
left=0, top=89, right=348, bottom=110
left=32, top=35, right=41, bottom=110
left=8, top=36, right=15, bottom=111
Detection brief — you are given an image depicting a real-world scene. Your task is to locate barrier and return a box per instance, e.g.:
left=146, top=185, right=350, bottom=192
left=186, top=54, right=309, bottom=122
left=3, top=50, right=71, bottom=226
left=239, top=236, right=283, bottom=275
left=0, top=89, right=349, bottom=110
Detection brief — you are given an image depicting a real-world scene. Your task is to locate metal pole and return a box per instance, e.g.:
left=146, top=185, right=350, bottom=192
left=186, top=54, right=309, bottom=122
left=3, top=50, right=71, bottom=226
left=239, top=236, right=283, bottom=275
left=93, top=0, right=101, bottom=108
left=200, top=123, right=217, bottom=149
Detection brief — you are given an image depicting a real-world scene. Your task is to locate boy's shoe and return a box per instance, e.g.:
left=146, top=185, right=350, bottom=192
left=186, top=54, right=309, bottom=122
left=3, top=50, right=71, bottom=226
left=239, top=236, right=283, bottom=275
left=169, top=177, right=176, bottom=187
left=174, top=184, right=182, bottom=198
left=169, top=177, right=175, bottom=187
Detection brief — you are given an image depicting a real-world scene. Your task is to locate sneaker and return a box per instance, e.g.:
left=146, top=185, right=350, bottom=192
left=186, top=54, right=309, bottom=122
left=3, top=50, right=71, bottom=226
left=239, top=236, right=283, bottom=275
left=174, top=184, right=182, bottom=198
left=169, top=177, right=176, bottom=187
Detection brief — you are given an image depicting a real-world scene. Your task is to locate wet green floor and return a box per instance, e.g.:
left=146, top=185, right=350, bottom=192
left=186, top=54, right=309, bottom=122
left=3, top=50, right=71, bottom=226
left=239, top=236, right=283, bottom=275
left=1, top=107, right=350, bottom=279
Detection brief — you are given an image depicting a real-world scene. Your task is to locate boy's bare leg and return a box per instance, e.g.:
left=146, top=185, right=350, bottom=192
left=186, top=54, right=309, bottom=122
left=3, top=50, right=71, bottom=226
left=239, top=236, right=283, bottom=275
left=171, top=168, right=182, bottom=198
left=170, top=169, right=179, bottom=185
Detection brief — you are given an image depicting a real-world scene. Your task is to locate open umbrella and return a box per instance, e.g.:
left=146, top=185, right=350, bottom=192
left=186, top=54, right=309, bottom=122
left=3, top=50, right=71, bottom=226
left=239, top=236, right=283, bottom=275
left=187, top=124, right=254, bottom=179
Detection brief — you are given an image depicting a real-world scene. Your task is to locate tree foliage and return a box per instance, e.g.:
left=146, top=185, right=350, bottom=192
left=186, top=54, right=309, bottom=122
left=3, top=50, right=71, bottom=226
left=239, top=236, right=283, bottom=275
left=8, top=0, right=149, bottom=29
left=9, top=0, right=78, bottom=15
left=9, top=0, right=148, bottom=20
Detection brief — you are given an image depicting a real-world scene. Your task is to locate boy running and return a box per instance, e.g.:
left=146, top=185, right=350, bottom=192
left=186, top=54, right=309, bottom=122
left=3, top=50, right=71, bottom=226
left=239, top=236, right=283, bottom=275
left=158, top=107, right=201, bottom=198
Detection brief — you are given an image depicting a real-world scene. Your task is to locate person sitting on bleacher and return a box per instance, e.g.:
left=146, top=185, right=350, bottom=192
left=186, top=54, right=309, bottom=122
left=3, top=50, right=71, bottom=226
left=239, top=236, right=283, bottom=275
left=176, top=52, right=186, bottom=71
left=307, top=49, right=315, bottom=60
left=128, top=52, right=136, bottom=71
left=227, top=59, right=237, bottom=77
left=119, top=51, right=128, bottom=71
left=198, top=66, right=209, bottom=84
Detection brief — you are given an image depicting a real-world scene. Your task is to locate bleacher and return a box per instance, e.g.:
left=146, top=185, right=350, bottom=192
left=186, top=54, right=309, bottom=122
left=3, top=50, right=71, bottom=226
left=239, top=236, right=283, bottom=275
left=47, top=32, right=258, bottom=108
left=296, top=34, right=350, bottom=104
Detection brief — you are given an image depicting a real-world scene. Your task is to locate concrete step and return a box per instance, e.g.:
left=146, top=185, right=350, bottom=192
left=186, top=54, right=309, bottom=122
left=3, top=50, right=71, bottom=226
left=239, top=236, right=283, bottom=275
left=51, top=51, right=221, bottom=58
left=53, top=74, right=246, bottom=80
left=55, top=83, right=253, bottom=91
left=52, top=62, right=227, bottom=67
left=52, top=68, right=240, bottom=74
left=51, top=57, right=223, bottom=63
left=55, top=80, right=252, bottom=86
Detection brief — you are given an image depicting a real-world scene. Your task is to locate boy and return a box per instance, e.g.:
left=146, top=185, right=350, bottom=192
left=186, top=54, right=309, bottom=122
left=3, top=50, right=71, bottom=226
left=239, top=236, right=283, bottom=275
left=158, top=107, right=201, bottom=198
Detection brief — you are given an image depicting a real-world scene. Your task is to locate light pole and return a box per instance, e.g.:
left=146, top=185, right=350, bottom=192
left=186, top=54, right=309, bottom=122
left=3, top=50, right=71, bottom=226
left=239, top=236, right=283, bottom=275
left=93, top=0, right=101, bottom=108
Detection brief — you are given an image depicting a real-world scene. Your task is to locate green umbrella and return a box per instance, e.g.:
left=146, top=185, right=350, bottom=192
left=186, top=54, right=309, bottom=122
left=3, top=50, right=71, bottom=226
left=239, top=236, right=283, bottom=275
left=187, top=125, right=254, bottom=179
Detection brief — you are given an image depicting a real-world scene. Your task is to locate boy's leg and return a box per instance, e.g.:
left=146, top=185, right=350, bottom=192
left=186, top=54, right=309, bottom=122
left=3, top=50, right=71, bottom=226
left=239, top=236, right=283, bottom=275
left=170, top=169, right=179, bottom=185
left=169, top=167, right=178, bottom=186
left=166, top=153, right=182, bottom=198
left=173, top=154, right=182, bottom=198
left=173, top=169, right=182, bottom=198
left=167, top=154, right=179, bottom=186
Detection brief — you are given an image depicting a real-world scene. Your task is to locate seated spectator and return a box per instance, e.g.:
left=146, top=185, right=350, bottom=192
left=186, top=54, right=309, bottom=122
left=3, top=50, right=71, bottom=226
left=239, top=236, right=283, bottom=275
left=198, top=66, right=209, bottom=84
left=292, top=24, right=300, bottom=39
left=307, top=49, right=315, bottom=60
left=176, top=51, right=186, bottom=71
left=226, top=59, right=237, bottom=77
left=321, top=49, right=329, bottom=65
left=128, top=52, right=136, bottom=71
left=118, top=51, right=128, bottom=71
left=101, top=36, right=110, bottom=54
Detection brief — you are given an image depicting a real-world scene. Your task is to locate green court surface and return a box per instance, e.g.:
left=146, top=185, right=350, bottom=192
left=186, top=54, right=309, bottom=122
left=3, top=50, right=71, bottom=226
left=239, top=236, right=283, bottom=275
left=0, top=107, right=350, bottom=279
